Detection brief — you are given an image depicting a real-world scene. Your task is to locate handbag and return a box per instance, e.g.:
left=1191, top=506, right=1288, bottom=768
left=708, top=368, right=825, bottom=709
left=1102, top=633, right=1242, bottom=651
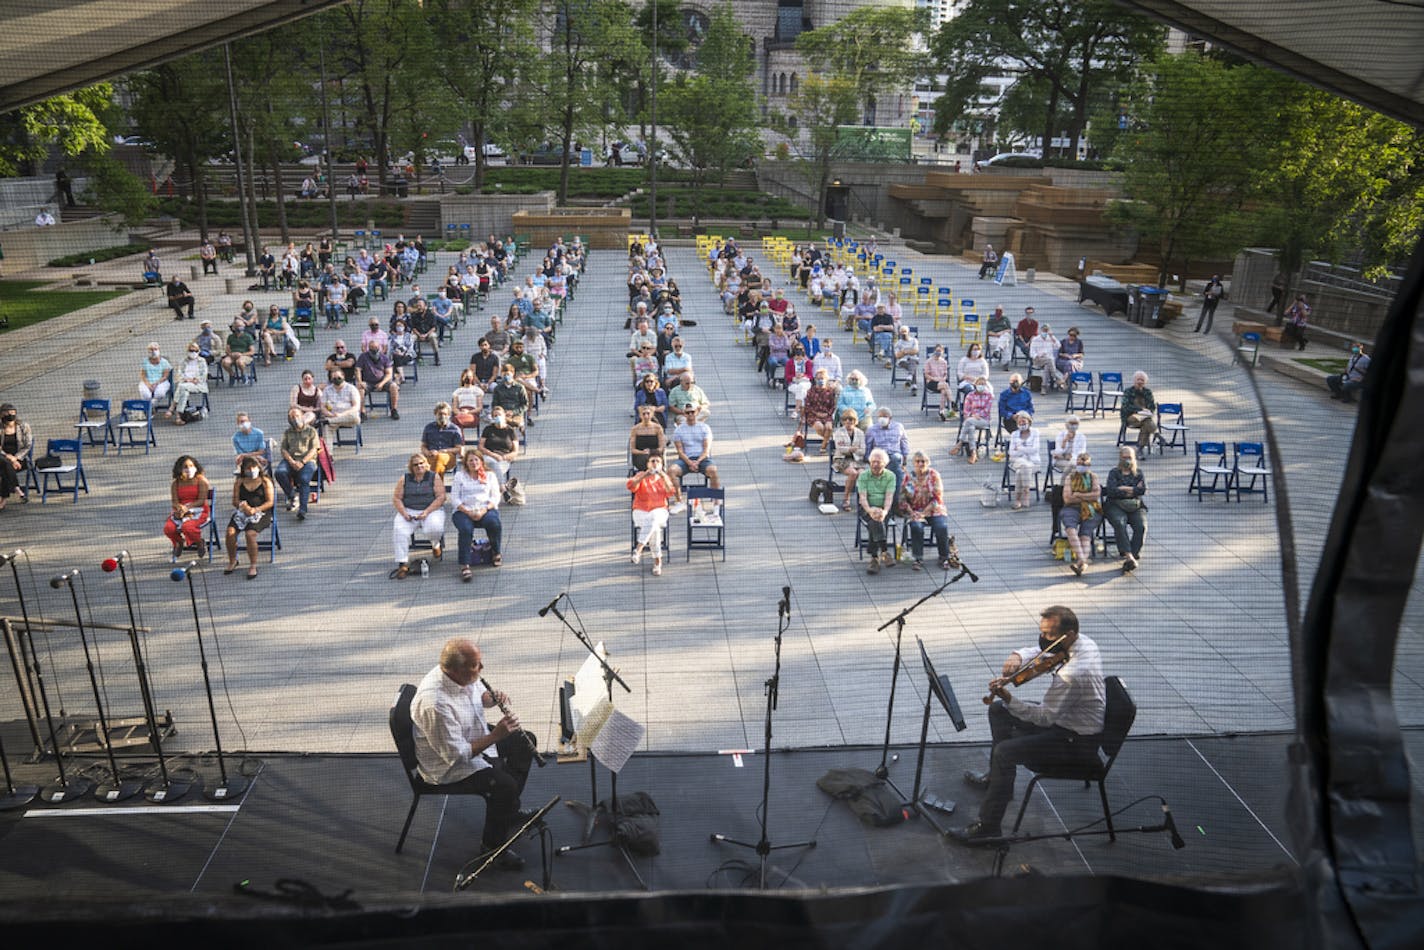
left=34, top=453, right=62, bottom=470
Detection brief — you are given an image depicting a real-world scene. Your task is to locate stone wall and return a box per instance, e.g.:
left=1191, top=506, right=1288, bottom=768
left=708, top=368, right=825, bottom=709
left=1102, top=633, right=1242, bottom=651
left=756, top=160, right=928, bottom=231
left=1232, top=247, right=1393, bottom=345
left=0, top=217, right=135, bottom=272
left=438, top=192, right=556, bottom=239
left=0, top=175, right=90, bottom=230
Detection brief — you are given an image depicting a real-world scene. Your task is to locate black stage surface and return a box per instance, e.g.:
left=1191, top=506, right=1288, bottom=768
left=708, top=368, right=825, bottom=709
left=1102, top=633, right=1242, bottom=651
left=0, top=728, right=1360, bottom=901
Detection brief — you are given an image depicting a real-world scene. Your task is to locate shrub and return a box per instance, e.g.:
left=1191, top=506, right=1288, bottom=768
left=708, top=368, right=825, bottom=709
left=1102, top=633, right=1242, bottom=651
left=48, top=243, right=151, bottom=267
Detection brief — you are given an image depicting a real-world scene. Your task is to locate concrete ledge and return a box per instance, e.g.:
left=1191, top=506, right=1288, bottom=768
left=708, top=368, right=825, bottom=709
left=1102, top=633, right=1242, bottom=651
left=1261, top=352, right=1330, bottom=388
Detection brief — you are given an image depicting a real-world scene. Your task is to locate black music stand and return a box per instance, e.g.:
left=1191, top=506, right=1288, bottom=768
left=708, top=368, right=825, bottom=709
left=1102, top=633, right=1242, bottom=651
left=542, top=597, right=645, bottom=890
left=873, top=551, right=977, bottom=796
left=455, top=794, right=561, bottom=892
left=907, top=637, right=967, bottom=834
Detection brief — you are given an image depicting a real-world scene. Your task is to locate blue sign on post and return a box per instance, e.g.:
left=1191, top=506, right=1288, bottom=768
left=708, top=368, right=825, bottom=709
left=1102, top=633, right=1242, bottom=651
left=579, top=149, right=594, bottom=167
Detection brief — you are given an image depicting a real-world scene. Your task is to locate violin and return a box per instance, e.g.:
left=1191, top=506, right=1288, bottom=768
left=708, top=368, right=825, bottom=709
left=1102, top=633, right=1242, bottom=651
left=983, top=635, right=1070, bottom=704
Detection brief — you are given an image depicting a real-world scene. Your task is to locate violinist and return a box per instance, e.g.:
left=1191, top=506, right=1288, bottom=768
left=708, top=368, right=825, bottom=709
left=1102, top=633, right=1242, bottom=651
left=950, top=606, right=1106, bottom=845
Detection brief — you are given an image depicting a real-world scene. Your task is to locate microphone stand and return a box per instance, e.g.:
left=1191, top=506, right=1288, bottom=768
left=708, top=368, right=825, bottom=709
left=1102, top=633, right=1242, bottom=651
left=9, top=561, right=92, bottom=803
left=873, top=556, right=977, bottom=796
left=60, top=577, right=142, bottom=803
left=0, top=728, right=37, bottom=811
left=177, top=564, right=246, bottom=800
left=544, top=595, right=644, bottom=890
left=455, top=794, right=561, bottom=891
left=710, top=586, right=816, bottom=889
left=112, top=559, right=191, bottom=803
left=988, top=799, right=1185, bottom=877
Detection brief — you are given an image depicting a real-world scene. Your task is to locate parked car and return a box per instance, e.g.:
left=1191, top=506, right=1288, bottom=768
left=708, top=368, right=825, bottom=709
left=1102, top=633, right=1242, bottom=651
left=521, top=142, right=576, bottom=166
left=975, top=151, right=1040, bottom=170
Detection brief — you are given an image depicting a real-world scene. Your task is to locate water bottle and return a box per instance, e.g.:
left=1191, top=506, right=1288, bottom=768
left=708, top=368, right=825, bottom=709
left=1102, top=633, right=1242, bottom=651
left=419, top=559, right=429, bottom=578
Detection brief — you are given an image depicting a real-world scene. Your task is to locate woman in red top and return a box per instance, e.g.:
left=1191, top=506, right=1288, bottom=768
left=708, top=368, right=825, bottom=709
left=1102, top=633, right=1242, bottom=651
left=627, top=454, right=679, bottom=576
left=164, top=455, right=213, bottom=555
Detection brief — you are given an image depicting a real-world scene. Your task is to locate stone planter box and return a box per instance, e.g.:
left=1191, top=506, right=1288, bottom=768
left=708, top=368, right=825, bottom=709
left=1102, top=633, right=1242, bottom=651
left=510, top=207, right=632, bottom=249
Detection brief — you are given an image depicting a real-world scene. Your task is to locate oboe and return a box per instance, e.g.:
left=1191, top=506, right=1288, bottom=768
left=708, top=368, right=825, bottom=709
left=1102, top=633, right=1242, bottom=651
left=480, top=676, right=545, bottom=767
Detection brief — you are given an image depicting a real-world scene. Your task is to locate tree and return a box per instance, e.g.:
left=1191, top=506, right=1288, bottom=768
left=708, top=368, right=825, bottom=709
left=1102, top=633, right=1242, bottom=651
left=796, top=5, right=926, bottom=127
left=1108, top=54, right=1281, bottom=287
left=129, top=57, right=230, bottom=238
left=659, top=3, right=761, bottom=224
left=428, top=0, right=541, bottom=192
left=932, top=0, right=1162, bottom=157
left=80, top=152, right=156, bottom=227
left=543, top=0, right=643, bottom=204
left=775, top=73, right=858, bottom=229
left=0, top=85, right=115, bottom=177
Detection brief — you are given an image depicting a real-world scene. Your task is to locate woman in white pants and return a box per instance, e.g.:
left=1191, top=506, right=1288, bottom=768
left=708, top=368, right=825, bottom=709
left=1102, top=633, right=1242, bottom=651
left=168, top=343, right=209, bottom=422
left=1007, top=411, right=1041, bottom=510
left=626, top=454, right=679, bottom=576
left=390, top=454, right=447, bottom=578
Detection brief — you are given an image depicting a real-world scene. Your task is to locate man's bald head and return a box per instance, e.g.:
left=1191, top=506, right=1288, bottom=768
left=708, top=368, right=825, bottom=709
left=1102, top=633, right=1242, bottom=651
left=439, top=638, right=482, bottom=685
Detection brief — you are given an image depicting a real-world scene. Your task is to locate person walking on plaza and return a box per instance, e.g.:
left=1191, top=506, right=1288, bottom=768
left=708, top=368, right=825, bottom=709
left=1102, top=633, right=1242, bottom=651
left=1195, top=274, right=1224, bottom=333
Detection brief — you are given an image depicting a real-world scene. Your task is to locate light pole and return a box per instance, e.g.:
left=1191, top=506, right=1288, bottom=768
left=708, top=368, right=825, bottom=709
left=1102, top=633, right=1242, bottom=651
left=649, top=0, right=658, bottom=240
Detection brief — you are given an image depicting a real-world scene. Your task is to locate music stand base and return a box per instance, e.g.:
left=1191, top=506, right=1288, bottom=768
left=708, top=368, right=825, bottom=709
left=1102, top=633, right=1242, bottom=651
left=204, top=775, right=249, bottom=802
left=0, top=786, right=38, bottom=811
left=41, top=777, right=94, bottom=804
left=94, top=779, right=144, bottom=803
left=145, top=779, right=194, bottom=804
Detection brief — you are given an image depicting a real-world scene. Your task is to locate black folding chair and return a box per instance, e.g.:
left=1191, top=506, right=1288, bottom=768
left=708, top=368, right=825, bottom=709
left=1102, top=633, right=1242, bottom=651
left=389, top=683, right=490, bottom=853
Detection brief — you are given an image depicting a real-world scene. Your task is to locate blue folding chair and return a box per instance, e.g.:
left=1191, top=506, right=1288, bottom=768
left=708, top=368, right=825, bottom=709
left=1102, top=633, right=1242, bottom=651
left=75, top=399, right=115, bottom=455
left=242, top=507, right=283, bottom=562
left=116, top=399, right=157, bottom=455
left=1157, top=403, right=1189, bottom=454
left=38, top=439, right=88, bottom=504
left=1232, top=442, right=1271, bottom=503
left=852, top=493, right=902, bottom=561
left=686, top=487, right=726, bottom=561
left=1189, top=442, right=1233, bottom=501
left=1095, top=372, right=1124, bottom=419
left=1001, top=453, right=1041, bottom=500
left=365, top=386, right=394, bottom=418
left=1064, top=372, right=1096, bottom=413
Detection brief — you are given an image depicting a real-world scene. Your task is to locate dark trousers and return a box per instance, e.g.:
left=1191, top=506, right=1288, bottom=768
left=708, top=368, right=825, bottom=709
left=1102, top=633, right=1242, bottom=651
left=169, top=296, right=194, bottom=319
left=1327, top=374, right=1363, bottom=402
left=1104, top=501, right=1146, bottom=558
left=440, top=732, right=537, bottom=848
left=202, top=258, right=218, bottom=275
left=1194, top=298, right=1219, bottom=333
left=979, top=701, right=1097, bottom=829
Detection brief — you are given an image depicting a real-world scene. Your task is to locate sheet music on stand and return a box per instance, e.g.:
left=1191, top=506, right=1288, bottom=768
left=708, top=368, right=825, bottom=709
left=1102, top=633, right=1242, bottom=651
left=568, top=644, right=645, bottom=774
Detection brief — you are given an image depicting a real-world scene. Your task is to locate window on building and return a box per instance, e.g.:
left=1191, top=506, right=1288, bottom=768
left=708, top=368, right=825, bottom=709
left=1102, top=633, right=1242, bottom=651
left=776, top=1, right=804, bottom=42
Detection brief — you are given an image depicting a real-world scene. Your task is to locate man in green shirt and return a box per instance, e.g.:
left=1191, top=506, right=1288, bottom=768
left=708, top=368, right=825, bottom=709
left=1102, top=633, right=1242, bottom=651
left=222, top=319, right=257, bottom=384
left=858, top=449, right=897, bottom=574
left=668, top=372, right=710, bottom=420
left=1119, top=370, right=1157, bottom=452
left=275, top=407, right=321, bottom=520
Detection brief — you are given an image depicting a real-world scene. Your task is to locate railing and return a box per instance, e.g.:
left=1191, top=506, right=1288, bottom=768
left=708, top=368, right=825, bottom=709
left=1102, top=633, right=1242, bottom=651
left=1303, top=259, right=1401, bottom=300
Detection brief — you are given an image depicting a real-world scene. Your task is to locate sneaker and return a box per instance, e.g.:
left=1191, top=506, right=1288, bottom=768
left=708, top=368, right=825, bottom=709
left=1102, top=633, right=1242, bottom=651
left=1123, top=554, right=1139, bottom=573
left=390, top=409, right=400, bottom=420
left=286, top=498, right=297, bottom=512
left=631, top=548, right=642, bottom=565
left=963, top=769, right=990, bottom=789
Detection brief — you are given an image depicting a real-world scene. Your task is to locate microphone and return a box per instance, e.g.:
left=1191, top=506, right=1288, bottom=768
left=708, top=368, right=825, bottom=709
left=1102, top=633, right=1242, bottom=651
left=537, top=593, right=564, bottom=617
left=780, top=585, right=790, bottom=616
left=1162, top=801, right=1185, bottom=850
left=0, top=549, right=23, bottom=565
left=101, top=551, right=130, bottom=573
left=49, top=570, right=78, bottom=589
left=170, top=559, right=201, bottom=582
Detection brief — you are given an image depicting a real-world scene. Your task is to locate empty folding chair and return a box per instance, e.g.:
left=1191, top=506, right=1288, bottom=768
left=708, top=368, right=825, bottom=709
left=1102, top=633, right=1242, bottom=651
left=1232, top=441, right=1271, bottom=503
left=1095, top=371, right=1124, bottom=419
left=75, top=398, right=115, bottom=455
left=115, top=399, right=157, bottom=455
left=1156, top=403, right=1189, bottom=454
left=1189, top=442, right=1234, bottom=501
left=1064, top=372, right=1096, bottom=413
left=1233, top=331, right=1262, bottom=367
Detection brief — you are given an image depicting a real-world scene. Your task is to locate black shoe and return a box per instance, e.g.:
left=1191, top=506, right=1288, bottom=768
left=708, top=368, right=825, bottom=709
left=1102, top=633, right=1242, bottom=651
left=390, top=409, right=400, bottom=420
left=963, top=769, right=990, bottom=789
left=485, top=847, right=525, bottom=871
left=948, top=820, right=1003, bottom=846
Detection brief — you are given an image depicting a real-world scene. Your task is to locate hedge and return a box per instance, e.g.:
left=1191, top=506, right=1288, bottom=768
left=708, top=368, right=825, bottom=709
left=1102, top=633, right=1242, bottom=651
left=48, top=243, right=152, bottom=267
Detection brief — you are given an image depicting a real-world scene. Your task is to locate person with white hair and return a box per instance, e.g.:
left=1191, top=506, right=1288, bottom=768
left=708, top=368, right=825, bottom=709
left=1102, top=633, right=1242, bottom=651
left=1049, top=416, right=1087, bottom=474
left=1120, top=371, right=1158, bottom=453
left=835, top=369, right=876, bottom=430
left=859, top=448, right=898, bottom=574
left=1028, top=323, right=1061, bottom=390
left=1007, top=412, right=1041, bottom=510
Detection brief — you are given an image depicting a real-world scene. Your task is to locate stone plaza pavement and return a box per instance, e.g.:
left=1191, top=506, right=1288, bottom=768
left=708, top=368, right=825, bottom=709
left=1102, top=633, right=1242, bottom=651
left=0, top=240, right=1420, bottom=760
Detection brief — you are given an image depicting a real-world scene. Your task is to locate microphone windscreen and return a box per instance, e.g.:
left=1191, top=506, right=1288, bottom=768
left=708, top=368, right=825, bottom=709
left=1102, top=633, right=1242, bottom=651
left=170, top=568, right=186, bottom=582
left=102, top=558, right=119, bottom=573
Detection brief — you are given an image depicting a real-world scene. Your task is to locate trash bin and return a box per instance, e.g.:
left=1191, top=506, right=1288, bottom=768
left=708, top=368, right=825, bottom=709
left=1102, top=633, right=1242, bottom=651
left=1133, top=286, right=1167, bottom=327
left=83, top=379, right=102, bottom=401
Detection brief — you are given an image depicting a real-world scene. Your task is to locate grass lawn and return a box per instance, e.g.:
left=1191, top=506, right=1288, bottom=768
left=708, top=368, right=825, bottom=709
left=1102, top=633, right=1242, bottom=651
left=1296, top=357, right=1347, bottom=374
left=0, top=280, right=128, bottom=333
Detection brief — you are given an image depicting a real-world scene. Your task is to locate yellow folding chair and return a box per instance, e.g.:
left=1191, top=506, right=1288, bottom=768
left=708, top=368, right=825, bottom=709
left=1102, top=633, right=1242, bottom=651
left=935, top=295, right=954, bottom=330
left=959, top=311, right=982, bottom=347
left=914, top=284, right=932, bottom=318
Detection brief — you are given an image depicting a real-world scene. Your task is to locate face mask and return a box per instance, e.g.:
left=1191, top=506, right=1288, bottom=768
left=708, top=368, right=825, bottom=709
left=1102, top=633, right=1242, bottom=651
left=1075, top=464, right=1090, bottom=473
left=239, top=421, right=252, bottom=432
left=970, top=350, right=980, bottom=358
left=1120, top=458, right=1133, bottom=469
left=1, top=414, right=15, bottom=423
left=493, top=415, right=505, bottom=425
left=1352, top=347, right=1361, bottom=354
left=502, top=374, right=513, bottom=383
left=812, top=379, right=823, bottom=387
left=1039, top=635, right=1064, bottom=654
left=290, top=418, right=302, bottom=429
left=1010, top=382, right=1020, bottom=390
left=878, top=417, right=890, bottom=428
left=242, top=468, right=259, bottom=479
left=183, top=467, right=197, bottom=478
left=976, top=385, right=989, bottom=393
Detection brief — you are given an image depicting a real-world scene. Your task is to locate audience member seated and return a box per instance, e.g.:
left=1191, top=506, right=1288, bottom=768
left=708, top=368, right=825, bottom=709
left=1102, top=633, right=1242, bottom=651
left=985, top=306, right=1013, bottom=369
left=801, top=368, right=838, bottom=450
left=164, top=456, right=212, bottom=555
left=143, top=249, right=162, bottom=284
left=952, top=377, right=994, bottom=463
left=835, top=370, right=875, bottom=431
left=450, top=450, right=504, bottom=580
left=452, top=369, right=484, bottom=431
left=200, top=239, right=219, bottom=275
left=784, top=344, right=814, bottom=413
left=421, top=403, right=465, bottom=475
left=292, top=279, right=317, bottom=315
left=321, top=371, right=362, bottom=430
left=628, top=455, right=678, bottom=577
left=1059, top=452, right=1102, bottom=576
left=1028, top=323, right=1061, bottom=390
left=924, top=345, right=953, bottom=420
left=194, top=320, right=220, bottom=364
left=799, top=323, right=822, bottom=359
left=390, top=454, right=446, bottom=579
left=275, top=408, right=320, bottom=521
left=893, top=326, right=921, bottom=394
left=628, top=404, right=665, bottom=472
left=469, top=337, right=501, bottom=388
left=667, top=406, right=720, bottom=489
left=166, top=275, right=195, bottom=320
left=356, top=340, right=400, bottom=419
left=668, top=372, right=710, bottom=421
left=409, top=301, right=440, bottom=362
left=390, top=319, right=417, bottom=381
left=487, top=364, right=529, bottom=429
left=1120, top=371, right=1158, bottom=452
left=1007, top=412, right=1041, bottom=510
left=225, top=461, right=274, bottom=580
left=324, top=278, right=349, bottom=329
left=765, top=326, right=791, bottom=380
left=860, top=449, right=897, bottom=575
left=139, top=342, right=172, bottom=403
left=1327, top=342, right=1370, bottom=403
left=222, top=320, right=256, bottom=383
left=231, top=411, right=266, bottom=471
left=1104, top=446, right=1147, bottom=573
left=869, top=304, right=896, bottom=362
left=634, top=374, right=670, bottom=428
left=956, top=342, right=989, bottom=401
left=0, top=404, right=33, bottom=509
left=998, top=373, right=1034, bottom=434
left=1013, top=306, right=1038, bottom=363
left=817, top=337, right=843, bottom=382
left=260, top=305, right=296, bottom=365
left=832, top=409, right=866, bottom=511
left=865, top=407, right=910, bottom=498
left=507, top=339, right=540, bottom=404
left=1056, top=327, right=1085, bottom=383
left=661, top=337, right=693, bottom=391
left=902, top=450, right=953, bottom=571
left=479, top=409, right=520, bottom=494
left=290, top=370, right=321, bottom=426
left=1050, top=416, right=1087, bottom=475
left=362, top=317, right=389, bottom=354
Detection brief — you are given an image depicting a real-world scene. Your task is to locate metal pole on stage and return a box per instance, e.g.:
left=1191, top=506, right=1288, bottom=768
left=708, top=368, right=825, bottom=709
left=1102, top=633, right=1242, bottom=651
left=101, top=553, right=191, bottom=803
left=50, top=571, right=141, bottom=803
left=2, top=550, right=43, bottom=752
left=0, top=726, right=37, bottom=811
left=5, top=555, right=92, bottom=803
left=172, top=560, right=247, bottom=800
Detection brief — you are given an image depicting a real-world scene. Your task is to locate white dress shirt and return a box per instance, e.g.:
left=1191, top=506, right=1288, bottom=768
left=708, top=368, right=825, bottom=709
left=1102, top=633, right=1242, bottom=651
left=449, top=469, right=500, bottom=512
left=1006, top=635, right=1106, bottom=736
left=410, top=664, right=495, bottom=784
